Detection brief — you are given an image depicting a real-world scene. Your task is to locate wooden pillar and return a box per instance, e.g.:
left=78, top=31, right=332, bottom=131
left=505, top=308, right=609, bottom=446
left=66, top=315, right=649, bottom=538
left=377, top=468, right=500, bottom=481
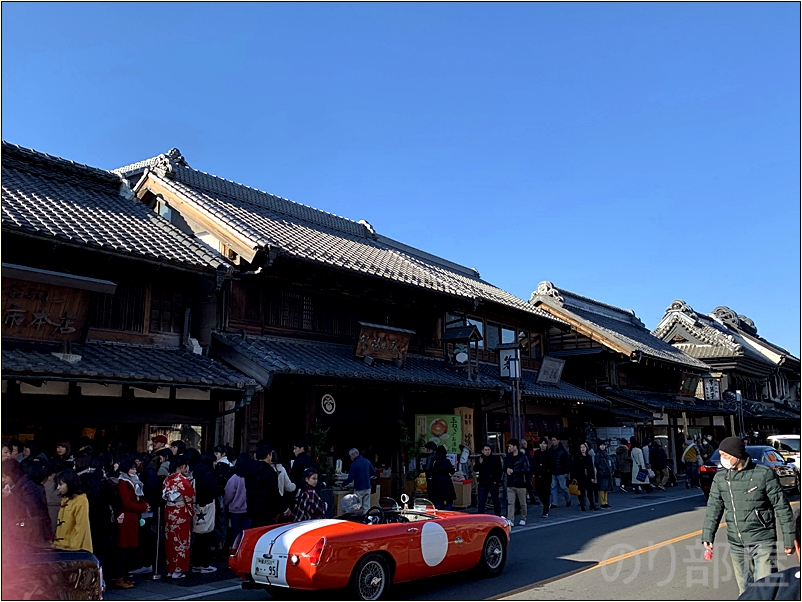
left=681, top=412, right=689, bottom=439
left=729, top=414, right=736, bottom=438
left=305, top=387, right=316, bottom=435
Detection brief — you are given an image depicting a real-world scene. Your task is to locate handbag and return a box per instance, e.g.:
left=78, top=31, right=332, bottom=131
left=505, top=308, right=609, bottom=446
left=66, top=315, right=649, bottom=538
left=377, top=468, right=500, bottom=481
left=647, top=469, right=656, bottom=479
left=636, top=468, right=649, bottom=482
left=193, top=501, right=216, bottom=534
left=568, top=480, right=581, bottom=496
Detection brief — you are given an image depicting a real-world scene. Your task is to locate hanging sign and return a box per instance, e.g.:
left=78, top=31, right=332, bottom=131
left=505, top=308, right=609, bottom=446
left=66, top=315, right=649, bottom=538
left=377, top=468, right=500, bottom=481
left=321, top=394, right=336, bottom=415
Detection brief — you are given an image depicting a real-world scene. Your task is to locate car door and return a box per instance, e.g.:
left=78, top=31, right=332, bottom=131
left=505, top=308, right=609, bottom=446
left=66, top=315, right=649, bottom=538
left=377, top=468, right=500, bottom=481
left=406, top=515, right=463, bottom=578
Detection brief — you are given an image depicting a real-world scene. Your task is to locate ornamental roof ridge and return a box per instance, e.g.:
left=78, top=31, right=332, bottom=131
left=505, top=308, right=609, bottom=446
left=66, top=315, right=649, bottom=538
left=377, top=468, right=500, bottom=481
left=530, top=281, right=645, bottom=328
left=3, top=141, right=124, bottom=189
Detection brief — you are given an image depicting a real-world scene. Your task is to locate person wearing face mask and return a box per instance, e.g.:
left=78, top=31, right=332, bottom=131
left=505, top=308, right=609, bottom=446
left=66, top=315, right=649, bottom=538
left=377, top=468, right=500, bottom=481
left=706, top=433, right=719, bottom=451
left=702, top=437, right=796, bottom=596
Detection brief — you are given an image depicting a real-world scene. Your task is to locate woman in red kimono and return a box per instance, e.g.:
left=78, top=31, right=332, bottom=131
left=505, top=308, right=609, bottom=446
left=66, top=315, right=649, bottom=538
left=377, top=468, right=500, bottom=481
left=162, top=454, right=195, bottom=579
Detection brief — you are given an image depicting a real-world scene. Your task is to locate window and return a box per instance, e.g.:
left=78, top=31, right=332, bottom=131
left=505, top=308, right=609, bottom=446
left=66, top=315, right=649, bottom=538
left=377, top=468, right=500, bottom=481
left=467, top=317, right=484, bottom=349
left=150, top=287, right=184, bottom=333
left=485, top=322, right=500, bottom=350
left=90, top=284, right=145, bottom=332
left=501, top=326, right=515, bottom=344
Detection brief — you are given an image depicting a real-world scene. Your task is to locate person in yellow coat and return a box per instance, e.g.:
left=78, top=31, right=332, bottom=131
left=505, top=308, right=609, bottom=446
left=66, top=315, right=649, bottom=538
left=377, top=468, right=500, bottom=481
left=53, top=469, right=92, bottom=553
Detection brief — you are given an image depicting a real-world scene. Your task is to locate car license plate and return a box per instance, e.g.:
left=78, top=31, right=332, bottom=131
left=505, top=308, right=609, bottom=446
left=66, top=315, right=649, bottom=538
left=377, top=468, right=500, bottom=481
left=256, top=557, right=280, bottom=579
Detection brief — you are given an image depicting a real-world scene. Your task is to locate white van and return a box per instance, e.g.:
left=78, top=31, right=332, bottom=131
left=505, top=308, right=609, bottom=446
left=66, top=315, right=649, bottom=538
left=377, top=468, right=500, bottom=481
left=767, top=434, right=800, bottom=466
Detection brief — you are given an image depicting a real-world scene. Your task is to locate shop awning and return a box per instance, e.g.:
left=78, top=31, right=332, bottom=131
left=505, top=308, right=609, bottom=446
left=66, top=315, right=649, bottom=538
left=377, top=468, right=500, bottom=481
left=2, top=338, right=253, bottom=391
left=476, top=363, right=607, bottom=404
left=605, top=387, right=733, bottom=415
left=212, top=332, right=504, bottom=391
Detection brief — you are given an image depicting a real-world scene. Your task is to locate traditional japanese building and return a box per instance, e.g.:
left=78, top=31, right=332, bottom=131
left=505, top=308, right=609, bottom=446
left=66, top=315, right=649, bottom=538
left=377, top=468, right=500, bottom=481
left=1, top=142, right=258, bottom=452
left=528, top=282, right=732, bottom=469
left=112, top=149, right=606, bottom=476
left=653, top=300, right=800, bottom=437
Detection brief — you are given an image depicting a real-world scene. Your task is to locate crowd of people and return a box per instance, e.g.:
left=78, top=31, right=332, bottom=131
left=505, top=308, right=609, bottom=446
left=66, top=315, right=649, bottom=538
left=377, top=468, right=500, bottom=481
left=472, top=434, right=718, bottom=525
left=1, top=435, right=334, bottom=586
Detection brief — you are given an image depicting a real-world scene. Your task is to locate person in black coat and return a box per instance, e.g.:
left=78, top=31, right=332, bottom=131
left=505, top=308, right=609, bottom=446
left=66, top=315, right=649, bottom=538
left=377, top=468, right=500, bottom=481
left=245, top=445, right=281, bottom=528
left=428, top=446, right=457, bottom=510
left=288, top=439, right=315, bottom=492
left=192, top=452, right=221, bottom=572
left=475, top=443, right=502, bottom=515
left=532, top=438, right=556, bottom=517
left=649, top=439, right=670, bottom=491
left=571, top=443, right=597, bottom=511
left=2, top=458, right=51, bottom=545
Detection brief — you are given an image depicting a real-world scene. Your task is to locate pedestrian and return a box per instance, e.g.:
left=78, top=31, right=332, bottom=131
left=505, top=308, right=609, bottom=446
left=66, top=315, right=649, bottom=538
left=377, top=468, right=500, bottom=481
left=428, top=445, right=457, bottom=511
left=548, top=436, right=571, bottom=508
left=336, top=493, right=364, bottom=521
left=343, top=448, right=376, bottom=515
left=170, top=440, right=187, bottom=457
left=77, top=454, right=115, bottom=568
left=111, top=459, right=149, bottom=588
left=706, top=433, right=719, bottom=451
left=700, top=436, right=715, bottom=464
left=615, top=439, right=632, bottom=493
left=532, top=438, right=555, bottom=517
left=150, top=434, right=168, bottom=456
left=702, top=436, right=796, bottom=595
left=505, top=439, right=530, bottom=526
left=53, top=469, right=92, bottom=553
left=42, top=458, right=67, bottom=539
left=476, top=443, right=503, bottom=516
left=245, top=445, right=281, bottom=528
left=54, top=441, right=74, bottom=469
left=520, top=439, right=539, bottom=506
left=1, top=458, right=51, bottom=544
left=681, top=437, right=700, bottom=489
left=163, top=455, right=195, bottom=580
left=8, top=438, right=25, bottom=463
left=270, top=450, right=296, bottom=521
left=191, top=451, right=220, bottom=574
left=1, top=441, right=10, bottom=462
left=225, top=453, right=252, bottom=543
left=288, top=439, right=315, bottom=491
left=630, top=437, right=652, bottom=493
left=156, top=449, right=172, bottom=479
left=594, top=441, right=615, bottom=509
left=572, top=443, right=597, bottom=511
left=587, top=443, right=600, bottom=508
left=293, top=468, right=327, bottom=522
left=423, top=441, right=438, bottom=493
left=650, top=439, right=670, bottom=491
left=20, top=441, right=49, bottom=485
left=737, top=510, right=800, bottom=601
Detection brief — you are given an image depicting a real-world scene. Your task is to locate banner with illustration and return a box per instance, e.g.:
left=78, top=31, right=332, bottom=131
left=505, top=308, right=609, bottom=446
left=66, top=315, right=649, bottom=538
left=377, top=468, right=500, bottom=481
left=415, top=414, right=462, bottom=455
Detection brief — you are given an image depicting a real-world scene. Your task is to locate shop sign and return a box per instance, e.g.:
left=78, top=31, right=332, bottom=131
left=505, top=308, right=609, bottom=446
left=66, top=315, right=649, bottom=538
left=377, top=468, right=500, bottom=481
left=536, top=356, right=565, bottom=385
left=354, top=322, right=414, bottom=363
left=415, top=414, right=462, bottom=455
left=1, top=278, right=89, bottom=342
left=321, top=393, right=336, bottom=415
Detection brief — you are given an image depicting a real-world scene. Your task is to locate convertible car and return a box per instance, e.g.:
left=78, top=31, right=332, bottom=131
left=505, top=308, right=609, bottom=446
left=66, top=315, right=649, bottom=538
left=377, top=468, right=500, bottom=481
left=229, top=496, right=510, bottom=600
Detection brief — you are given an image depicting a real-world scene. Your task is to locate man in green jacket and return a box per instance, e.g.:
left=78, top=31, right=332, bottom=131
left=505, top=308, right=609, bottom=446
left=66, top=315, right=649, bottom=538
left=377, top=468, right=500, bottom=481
left=702, top=437, right=796, bottom=595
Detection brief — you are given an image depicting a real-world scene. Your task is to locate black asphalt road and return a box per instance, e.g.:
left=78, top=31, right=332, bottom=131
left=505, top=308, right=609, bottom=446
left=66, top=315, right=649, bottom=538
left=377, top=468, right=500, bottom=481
left=186, top=491, right=799, bottom=601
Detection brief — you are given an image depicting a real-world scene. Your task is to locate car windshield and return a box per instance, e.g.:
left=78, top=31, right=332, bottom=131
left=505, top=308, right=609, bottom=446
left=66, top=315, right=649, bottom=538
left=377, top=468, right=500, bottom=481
left=772, top=438, right=800, bottom=453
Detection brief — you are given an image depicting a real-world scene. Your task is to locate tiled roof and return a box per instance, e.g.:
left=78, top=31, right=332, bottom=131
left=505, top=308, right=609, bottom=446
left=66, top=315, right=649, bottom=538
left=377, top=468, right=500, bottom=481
left=213, top=332, right=502, bottom=390
left=1, top=339, right=251, bottom=389
left=530, top=282, right=709, bottom=371
left=605, top=387, right=731, bottom=414
left=477, top=363, right=607, bottom=403
left=116, top=150, right=566, bottom=327
left=1, top=142, right=231, bottom=272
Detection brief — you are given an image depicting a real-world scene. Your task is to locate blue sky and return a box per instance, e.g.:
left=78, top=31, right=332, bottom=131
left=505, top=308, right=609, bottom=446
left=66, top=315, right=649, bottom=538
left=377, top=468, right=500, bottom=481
left=3, top=3, right=800, bottom=354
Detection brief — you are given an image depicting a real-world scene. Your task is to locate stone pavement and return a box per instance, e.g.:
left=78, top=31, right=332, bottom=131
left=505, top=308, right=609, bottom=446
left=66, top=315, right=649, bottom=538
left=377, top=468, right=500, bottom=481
left=104, top=483, right=703, bottom=601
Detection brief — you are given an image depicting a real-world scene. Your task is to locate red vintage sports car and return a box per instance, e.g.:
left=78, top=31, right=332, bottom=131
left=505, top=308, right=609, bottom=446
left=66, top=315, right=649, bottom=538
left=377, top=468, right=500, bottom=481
left=229, top=496, right=511, bottom=600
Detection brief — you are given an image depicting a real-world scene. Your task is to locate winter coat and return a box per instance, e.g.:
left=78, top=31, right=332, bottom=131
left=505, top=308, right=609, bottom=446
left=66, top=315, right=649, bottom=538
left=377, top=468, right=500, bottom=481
left=594, top=449, right=614, bottom=492
left=343, top=455, right=376, bottom=491
left=630, top=447, right=649, bottom=484
left=114, top=478, right=148, bottom=548
left=288, top=452, right=315, bottom=490
left=504, top=452, right=530, bottom=488
left=428, top=455, right=456, bottom=503
left=649, top=445, right=668, bottom=470
left=531, top=448, right=555, bottom=481
left=549, top=444, right=570, bottom=475
left=54, top=493, right=92, bottom=553
left=572, top=453, right=596, bottom=489
left=193, top=463, right=221, bottom=507
left=681, top=443, right=699, bottom=463
left=214, top=458, right=234, bottom=490
left=615, top=444, right=632, bottom=474
left=737, top=566, right=800, bottom=600
left=702, top=458, right=795, bottom=549
left=5, top=474, right=51, bottom=543
left=20, top=452, right=49, bottom=485
left=244, top=461, right=281, bottom=518
left=78, top=469, right=114, bottom=551
left=476, top=454, right=503, bottom=486
left=292, top=485, right=327, bottom=522
left=699, top=442, right=715, bottom=462
left=224, top=474, right=248, bottom=514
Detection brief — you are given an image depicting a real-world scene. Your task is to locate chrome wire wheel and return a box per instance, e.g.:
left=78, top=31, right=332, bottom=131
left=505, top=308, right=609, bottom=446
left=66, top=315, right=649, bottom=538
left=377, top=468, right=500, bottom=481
left=484, top=534, right=504, bottom=570
left=356, top=558, right=387, bottom=600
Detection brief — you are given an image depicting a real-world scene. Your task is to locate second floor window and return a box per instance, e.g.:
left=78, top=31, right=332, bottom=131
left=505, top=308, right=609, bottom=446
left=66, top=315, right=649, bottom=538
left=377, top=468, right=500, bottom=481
left=150, top=287, right=184, bottom=333
left=90, top=284, right=145, bottom=332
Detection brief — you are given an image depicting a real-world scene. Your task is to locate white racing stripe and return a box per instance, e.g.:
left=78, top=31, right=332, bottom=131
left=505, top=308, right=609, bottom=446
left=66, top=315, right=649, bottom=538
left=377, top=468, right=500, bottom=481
left=251, top=519, right=343, bottom=587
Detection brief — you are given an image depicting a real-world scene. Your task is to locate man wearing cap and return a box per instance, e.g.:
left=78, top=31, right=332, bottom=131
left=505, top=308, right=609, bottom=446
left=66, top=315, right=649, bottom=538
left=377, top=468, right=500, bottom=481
left=343, top=448, right=375, bottom=515
left=150, top=435, right=168, bottom=456
left=702, top=436, right=796, bottom=595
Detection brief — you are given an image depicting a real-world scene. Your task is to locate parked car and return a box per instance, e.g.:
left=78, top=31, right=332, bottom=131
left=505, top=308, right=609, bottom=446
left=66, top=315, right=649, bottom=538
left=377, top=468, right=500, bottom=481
left=1, top=547, right=103, bottom=600
left=699, top=445, right=799, bottom=500
left=767, top=434, right=800, bottom=466
left=229, top=496, right=510, bottom=600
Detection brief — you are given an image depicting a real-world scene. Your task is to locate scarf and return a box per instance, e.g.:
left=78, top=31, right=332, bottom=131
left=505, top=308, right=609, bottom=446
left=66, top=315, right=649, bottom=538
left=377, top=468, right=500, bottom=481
left=119, top=471, right=145, bottom=497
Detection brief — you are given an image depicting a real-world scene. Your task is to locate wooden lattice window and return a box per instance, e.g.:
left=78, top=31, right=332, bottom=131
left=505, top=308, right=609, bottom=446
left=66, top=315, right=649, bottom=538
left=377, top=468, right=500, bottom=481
left=90, top=284, right=145, bottom=332
left=150, top=287, right=184, bottom=333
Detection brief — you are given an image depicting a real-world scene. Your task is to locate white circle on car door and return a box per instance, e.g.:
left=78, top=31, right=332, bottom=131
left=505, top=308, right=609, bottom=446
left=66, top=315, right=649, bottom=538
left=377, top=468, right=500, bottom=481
left=421, top=522, right=448, bottom=566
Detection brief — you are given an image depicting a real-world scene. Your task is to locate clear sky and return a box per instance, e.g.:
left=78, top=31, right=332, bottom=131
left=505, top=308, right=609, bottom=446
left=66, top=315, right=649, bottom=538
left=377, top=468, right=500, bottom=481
left=3, top=3, right=800, bottom=355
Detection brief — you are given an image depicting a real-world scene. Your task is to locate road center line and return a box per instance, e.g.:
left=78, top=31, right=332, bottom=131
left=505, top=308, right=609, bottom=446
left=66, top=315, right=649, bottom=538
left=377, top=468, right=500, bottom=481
left=168, top=584, right=243, bottom=600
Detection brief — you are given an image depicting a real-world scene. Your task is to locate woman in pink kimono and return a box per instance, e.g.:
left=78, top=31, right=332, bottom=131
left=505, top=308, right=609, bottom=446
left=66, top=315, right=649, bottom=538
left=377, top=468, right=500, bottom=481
left=162, top=455, right=195, bottom=579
